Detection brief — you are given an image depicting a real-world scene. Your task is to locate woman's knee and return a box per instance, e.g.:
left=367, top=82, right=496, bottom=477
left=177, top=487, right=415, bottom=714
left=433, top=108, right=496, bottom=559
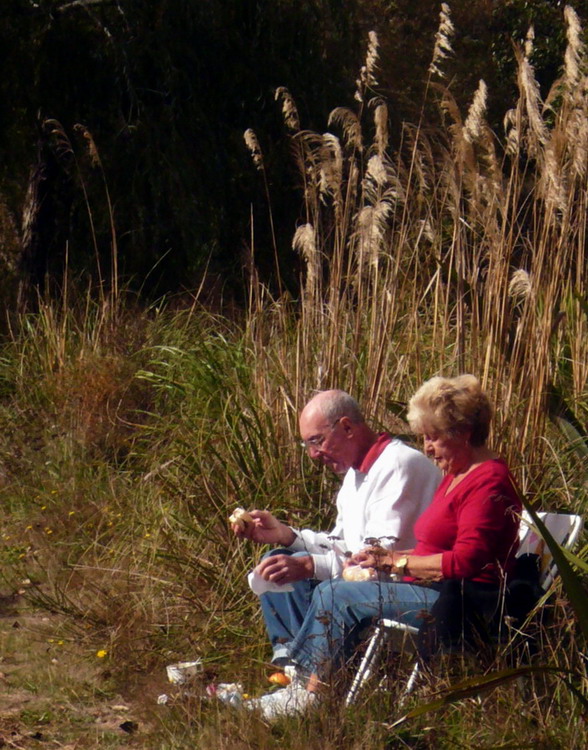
left=312, top=579, right=371, bottom=613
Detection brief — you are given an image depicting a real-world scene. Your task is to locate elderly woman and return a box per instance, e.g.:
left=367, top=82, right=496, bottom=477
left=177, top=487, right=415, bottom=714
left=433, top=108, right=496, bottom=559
left=243, top=375, right=522, bottom=719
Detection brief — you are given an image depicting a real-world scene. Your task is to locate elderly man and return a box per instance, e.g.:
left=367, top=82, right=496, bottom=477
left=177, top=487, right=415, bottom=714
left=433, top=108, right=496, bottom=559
left=232, top=390, right=440, bottom=682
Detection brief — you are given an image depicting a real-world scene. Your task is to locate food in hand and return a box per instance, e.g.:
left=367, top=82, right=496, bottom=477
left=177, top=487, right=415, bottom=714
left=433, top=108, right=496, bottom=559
left=342, top=565, right=377, bottom=582
left=229, top=507, right=253, bottom=530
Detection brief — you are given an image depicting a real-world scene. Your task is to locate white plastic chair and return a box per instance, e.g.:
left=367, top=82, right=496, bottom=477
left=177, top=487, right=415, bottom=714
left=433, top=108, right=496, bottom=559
left=345, top=511, right=584, bottom=707
left=517, top=510, right=584, bottom=590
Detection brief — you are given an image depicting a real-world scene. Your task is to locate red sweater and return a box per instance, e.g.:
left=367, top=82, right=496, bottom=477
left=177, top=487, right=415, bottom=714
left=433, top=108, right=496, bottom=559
left=412, top=459, right=522, bottom=584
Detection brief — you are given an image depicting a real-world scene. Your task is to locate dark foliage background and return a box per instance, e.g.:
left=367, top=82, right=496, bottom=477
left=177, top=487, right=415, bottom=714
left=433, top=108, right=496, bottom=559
left=1, top=0, right=586, bottom=306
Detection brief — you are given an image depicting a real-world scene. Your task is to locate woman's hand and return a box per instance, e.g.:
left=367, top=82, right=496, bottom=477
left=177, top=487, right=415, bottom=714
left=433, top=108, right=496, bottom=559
left=348, top=546, right=394, bottom=571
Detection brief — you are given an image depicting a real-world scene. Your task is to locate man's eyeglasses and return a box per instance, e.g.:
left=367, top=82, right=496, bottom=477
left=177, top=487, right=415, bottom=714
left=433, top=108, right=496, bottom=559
left=300, top=417, right=342, bottom=450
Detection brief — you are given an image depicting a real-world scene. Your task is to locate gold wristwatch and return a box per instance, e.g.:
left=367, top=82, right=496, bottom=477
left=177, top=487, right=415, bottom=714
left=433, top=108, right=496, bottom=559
left=395, top=555, right=409, bottom=577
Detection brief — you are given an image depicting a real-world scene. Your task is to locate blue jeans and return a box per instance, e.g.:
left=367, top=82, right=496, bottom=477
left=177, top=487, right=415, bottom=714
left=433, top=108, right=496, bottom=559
left=288, top=578, right=439, bottom=678
left=259, top=549, right=439, bottom=677
left=259, top=549, right=319, bottom=662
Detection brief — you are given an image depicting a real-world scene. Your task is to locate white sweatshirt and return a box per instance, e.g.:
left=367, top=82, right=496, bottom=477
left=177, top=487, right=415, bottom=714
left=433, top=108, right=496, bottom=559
left=287, top=439, right=441, bottom=580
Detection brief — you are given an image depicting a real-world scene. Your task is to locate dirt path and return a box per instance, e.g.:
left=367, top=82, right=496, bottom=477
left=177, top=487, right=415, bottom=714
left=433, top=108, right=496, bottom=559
left=0, top=591, right=154, bottom=749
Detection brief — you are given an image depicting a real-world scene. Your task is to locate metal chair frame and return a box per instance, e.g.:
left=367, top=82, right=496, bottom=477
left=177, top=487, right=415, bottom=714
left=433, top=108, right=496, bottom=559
left=344, top=510, right=584, bottom=707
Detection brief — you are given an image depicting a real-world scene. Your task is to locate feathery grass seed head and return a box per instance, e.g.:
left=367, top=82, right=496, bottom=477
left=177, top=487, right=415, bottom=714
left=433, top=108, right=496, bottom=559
left=292, top=223, right=319, bottom=295
left=564, top=6, right=584, bottom=89
left=366, top=155, right=388, bottom=189
left=275, top=87, right=300, bottom=131
left=355, top=30, right=380, bottom=100
left=328, top=107, right=363, bottom=151
left=366, top=30, right=380, bottom=85
left=319, top=133, right=343, bottom=200
left=429, top=3, right=454, bottom=78
left=519, top=56, right=549, bottom=152
left=464, top=80, right=488, bottom=144
left=74, top=124, right=101, bottom=167
left=244, top=129, right=264, bottom=170
left=504, top=108, right=521, bottom=156
left=567, top=111, right=588, bottom=178
left=356, top=199, right=392, bottom=269
left=372, top=100, right=389, bottom=155
left=524, top=25, right=535, bottom=60
left=509, top=269, right=532, bottom=305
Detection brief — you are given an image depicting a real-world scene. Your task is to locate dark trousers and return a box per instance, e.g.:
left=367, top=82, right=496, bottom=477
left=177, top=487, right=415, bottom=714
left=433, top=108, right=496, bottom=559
left=417, top=562, right=542, bottom=661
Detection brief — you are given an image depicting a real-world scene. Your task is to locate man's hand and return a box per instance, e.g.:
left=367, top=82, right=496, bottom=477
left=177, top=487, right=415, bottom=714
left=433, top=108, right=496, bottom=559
left=255, top=553, right=314, bottom=584
left=230, top=509, right=296, bottom=546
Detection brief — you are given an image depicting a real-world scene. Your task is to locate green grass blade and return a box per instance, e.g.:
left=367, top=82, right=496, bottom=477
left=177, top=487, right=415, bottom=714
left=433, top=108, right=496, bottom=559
left=388, top=666, right=572, bottom=728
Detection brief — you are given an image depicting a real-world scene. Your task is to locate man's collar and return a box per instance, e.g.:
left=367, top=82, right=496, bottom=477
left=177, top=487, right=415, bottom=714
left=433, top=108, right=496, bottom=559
left=355, top=433, right=393, bottom=473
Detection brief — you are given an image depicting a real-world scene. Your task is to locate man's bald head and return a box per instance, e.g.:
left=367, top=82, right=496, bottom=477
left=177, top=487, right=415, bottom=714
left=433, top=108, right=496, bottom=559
left=299, top=390, right=375, bottom=475
left=300, top=390, right=365, bottom=426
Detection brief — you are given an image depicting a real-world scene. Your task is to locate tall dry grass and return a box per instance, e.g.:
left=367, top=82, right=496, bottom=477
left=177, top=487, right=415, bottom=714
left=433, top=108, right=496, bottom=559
left=244, top=6, right=588, bottom=490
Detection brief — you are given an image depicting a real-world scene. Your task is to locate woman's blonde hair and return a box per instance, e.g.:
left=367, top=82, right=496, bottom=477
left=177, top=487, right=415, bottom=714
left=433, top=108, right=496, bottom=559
left=407, top=374, right=492, bottom=446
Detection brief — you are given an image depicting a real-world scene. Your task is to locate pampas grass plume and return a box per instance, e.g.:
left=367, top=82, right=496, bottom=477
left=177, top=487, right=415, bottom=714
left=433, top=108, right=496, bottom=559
left=74, top=124, right=101, bottom=167
left=372, top=100, right=389, bottom=155
left=319, top=133, right=343, bottom=200
left=366, top=30, right=380, bottom=85
left=564, top=6, right=584, bottom=89
left=355, top=30, right=380, bottom=101
left=464, top=80, right=488, bottom=144
left=524, top=25, right=535, bottom=60
left=429, top=3, right=454, bottom=78
left=244, top=128, right=264, bottom=170
left=275, top=87, right=300, bottom=131
left=366, top=154, right=388, bottom=190
left=519, top=57, right=549, bottom=151
left=503, top=108, right=520, bottom=156
left=328, top=107, right=363, bottom=151
left=292, top=223, right=318, bottom=294
left=509, top=268, right=532, bottom=303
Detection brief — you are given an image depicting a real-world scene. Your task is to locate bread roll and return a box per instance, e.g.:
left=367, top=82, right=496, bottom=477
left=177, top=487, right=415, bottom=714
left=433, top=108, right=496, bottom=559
left=229, top=507, right=253, bottom=530
left=342, top=565, right=377, bottom=582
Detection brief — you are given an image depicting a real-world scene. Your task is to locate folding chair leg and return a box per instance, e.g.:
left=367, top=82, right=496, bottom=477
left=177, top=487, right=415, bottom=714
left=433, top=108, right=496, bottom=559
left=345, top=624, right=388, bottom=706
left=398, top=661, right=420, bottom=706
